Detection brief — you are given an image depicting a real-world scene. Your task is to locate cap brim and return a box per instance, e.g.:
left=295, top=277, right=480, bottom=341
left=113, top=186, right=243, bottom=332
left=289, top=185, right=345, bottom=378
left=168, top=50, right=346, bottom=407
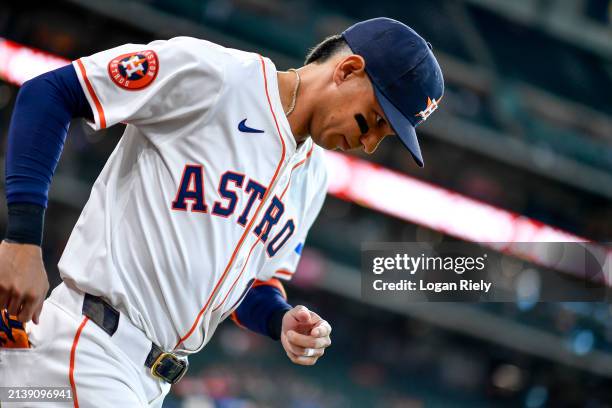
left=373, top=87, right=424, bottom=167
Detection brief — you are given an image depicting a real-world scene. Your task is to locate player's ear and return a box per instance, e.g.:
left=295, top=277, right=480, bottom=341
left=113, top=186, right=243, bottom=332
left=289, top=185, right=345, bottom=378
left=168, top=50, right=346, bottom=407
left=333, top=54, right=366, bottom=85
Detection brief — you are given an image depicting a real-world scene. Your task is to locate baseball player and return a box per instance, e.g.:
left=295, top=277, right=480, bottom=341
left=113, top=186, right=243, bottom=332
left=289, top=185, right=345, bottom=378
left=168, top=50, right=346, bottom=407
left=0, top=17, right=443, bottom=407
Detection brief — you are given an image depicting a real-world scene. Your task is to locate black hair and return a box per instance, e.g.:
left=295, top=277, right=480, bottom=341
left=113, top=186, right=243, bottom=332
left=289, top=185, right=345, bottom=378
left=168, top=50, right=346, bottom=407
left=304, top=34, right=351, bottom=65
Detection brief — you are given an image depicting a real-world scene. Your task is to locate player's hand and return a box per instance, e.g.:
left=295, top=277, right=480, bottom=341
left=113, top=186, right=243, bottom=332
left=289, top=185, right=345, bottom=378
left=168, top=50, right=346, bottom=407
left=280, top=305, right=332, bottom=366
left=0, top=240, right=49, bottom=324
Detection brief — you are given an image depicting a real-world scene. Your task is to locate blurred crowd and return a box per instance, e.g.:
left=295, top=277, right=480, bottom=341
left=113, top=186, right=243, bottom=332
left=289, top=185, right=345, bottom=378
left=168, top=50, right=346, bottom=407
left=154, top=281, right=612, bottom=407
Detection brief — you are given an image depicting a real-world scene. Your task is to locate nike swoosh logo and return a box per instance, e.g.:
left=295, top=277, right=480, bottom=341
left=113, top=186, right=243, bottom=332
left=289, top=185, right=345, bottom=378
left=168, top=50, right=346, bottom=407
left=238, top=118, right=264, bottom=133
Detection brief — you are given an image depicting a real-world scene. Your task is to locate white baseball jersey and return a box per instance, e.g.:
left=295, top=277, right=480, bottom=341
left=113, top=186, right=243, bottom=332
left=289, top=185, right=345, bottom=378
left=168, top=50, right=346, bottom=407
left=60, top=37, right=328, bottom=354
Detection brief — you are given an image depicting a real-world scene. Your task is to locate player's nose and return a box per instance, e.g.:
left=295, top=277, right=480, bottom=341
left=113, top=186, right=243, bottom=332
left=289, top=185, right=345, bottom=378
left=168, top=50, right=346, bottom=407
left=359, top=131, right=385, bottom=154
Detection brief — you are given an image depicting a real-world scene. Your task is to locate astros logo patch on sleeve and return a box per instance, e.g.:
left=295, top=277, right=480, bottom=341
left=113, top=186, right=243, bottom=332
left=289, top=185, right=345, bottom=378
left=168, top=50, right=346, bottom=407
left=108, top=50, right=159, bottom=90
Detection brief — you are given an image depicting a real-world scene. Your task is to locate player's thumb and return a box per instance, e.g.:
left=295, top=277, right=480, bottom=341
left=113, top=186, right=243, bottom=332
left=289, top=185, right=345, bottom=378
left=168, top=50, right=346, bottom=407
left=293, top=305, right=311, bottom=324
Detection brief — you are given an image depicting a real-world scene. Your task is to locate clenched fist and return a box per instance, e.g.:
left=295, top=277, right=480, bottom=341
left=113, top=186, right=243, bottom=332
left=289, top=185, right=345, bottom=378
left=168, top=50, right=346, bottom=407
left=0, top=241, right=49, bottom=324
left=280, top=305, right=332, bottom=366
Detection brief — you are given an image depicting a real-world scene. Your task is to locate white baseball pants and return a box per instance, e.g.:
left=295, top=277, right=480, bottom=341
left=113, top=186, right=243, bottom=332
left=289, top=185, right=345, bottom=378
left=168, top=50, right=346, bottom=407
left=0, top=282, right=171, bottom=407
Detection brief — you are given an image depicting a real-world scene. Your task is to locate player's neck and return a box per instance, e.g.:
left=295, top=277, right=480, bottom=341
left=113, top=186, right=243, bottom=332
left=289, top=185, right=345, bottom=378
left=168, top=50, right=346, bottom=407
left=277, top=68, right=311, bottom=145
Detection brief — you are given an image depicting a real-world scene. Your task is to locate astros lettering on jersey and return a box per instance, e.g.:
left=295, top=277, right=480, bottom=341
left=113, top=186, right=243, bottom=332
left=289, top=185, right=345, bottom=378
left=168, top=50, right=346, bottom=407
left=65, top=36, right=328, bottom=353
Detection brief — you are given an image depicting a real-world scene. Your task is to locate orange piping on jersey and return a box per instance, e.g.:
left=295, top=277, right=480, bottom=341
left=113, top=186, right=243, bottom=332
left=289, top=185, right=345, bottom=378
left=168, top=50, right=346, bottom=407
left=215, top=250, right=288, bottom=315
left=292, top=144, right=315, bottom=171
left=252, top=278, right=287, bottom=299
left=69, top=316, right=89, bottom=408
left=280, top=144, right=314, bottom=200
left=75, top=59, right=106, bottom=129
left=275, top=269, right=294, bottom=277
left=175, top=55, right=287, bottom=350
left=212, top=239, right=259, bottom=313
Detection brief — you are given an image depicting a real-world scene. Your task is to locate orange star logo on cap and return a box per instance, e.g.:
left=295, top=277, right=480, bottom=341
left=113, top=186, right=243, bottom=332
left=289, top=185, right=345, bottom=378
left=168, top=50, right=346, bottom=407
left=415, top=96, right=442, bottom=121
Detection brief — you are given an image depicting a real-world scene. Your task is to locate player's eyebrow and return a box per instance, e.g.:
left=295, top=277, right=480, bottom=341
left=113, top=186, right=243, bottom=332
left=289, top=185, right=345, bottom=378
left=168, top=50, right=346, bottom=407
left=354, top=114, right=369, bottom=134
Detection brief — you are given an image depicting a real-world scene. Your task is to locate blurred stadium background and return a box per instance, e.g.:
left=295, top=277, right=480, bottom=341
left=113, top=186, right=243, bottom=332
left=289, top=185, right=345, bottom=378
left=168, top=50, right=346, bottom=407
left=1, top=0, right=612, bottom=407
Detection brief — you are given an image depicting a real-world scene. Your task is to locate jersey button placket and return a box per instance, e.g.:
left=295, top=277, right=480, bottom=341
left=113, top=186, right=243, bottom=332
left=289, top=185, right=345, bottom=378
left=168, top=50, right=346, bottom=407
left=235, top=256, right=245, bottom=270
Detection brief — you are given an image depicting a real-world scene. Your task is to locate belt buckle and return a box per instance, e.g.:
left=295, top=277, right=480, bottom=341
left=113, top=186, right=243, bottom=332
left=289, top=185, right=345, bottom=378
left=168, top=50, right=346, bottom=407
left=150, top=352, right=188, bottom=384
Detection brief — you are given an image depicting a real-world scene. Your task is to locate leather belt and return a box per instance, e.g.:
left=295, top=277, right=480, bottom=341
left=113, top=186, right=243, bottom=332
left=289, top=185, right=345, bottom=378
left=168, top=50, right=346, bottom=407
left=82, top=293, right=188, bottom=384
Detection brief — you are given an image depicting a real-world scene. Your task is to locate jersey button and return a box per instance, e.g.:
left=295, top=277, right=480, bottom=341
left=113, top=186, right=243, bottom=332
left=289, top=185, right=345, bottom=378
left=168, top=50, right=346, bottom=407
left=235, top=257, right=245, bottom=269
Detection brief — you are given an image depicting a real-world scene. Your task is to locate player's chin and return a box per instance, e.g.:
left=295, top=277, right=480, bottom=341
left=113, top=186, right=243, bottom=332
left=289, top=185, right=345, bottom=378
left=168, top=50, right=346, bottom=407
left=311, top=132, right=337, bottom=151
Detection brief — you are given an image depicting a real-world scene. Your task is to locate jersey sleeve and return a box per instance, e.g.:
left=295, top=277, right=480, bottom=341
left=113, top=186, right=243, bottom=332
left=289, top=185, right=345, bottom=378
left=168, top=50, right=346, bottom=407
left=257, top=149, right=329, bottom=282
left=72, top=37, right=227, bottom=130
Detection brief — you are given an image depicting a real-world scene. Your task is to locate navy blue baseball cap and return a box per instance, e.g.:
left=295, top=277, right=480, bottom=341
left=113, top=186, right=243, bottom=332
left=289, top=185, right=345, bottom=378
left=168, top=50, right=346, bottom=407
left=342, top=17, right=444, bottom=167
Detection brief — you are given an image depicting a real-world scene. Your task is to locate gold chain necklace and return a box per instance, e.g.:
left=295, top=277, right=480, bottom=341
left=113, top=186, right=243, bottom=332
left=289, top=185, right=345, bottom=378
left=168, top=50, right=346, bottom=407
left=285, top=68, right=300, bottom=117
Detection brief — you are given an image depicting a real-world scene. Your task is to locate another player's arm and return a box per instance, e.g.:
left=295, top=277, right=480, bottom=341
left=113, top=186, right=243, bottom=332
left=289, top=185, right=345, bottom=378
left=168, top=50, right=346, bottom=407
left=0, top=65, right=93, bottom=323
